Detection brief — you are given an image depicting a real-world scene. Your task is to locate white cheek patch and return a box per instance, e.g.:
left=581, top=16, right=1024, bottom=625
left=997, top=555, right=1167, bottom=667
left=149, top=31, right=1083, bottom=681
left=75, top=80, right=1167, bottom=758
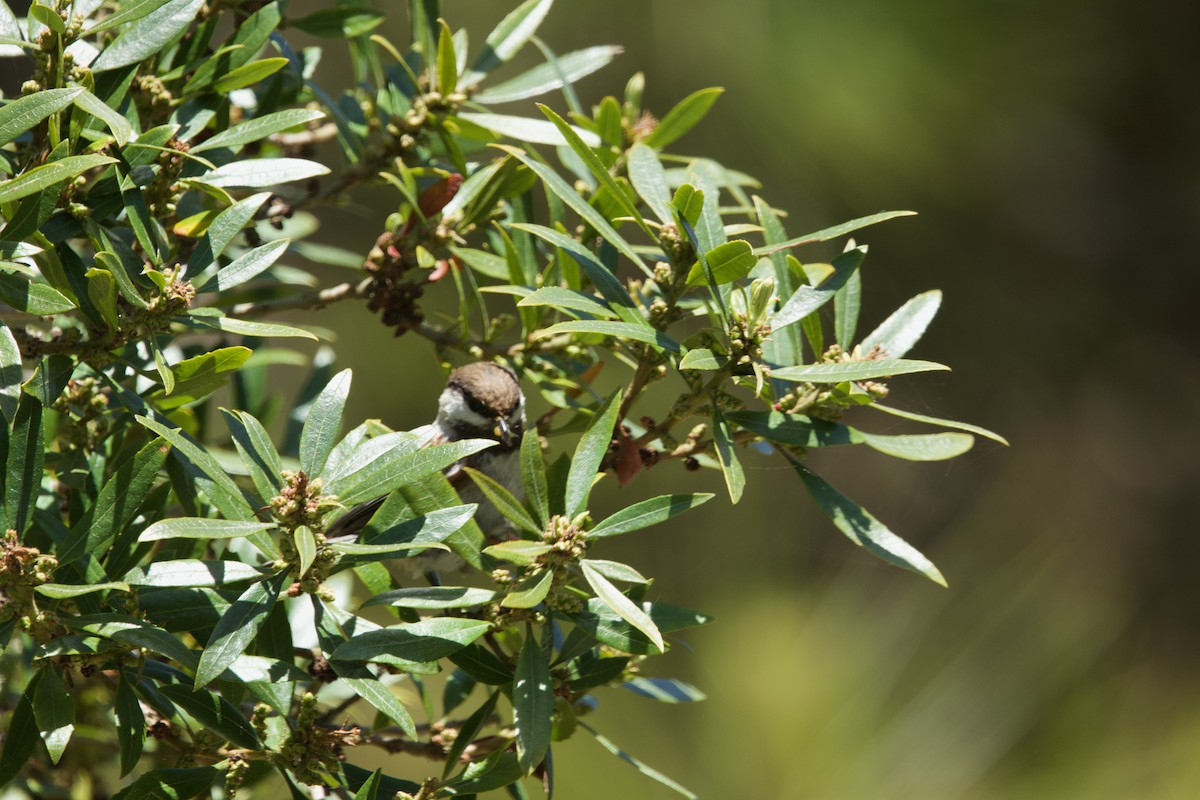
left=438, top=388, right=492, bottom=428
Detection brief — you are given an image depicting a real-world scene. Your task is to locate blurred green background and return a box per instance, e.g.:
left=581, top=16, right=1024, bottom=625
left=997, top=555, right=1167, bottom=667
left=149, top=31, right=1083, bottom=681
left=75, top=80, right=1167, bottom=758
left=298, top=1, right=1200, bottom=797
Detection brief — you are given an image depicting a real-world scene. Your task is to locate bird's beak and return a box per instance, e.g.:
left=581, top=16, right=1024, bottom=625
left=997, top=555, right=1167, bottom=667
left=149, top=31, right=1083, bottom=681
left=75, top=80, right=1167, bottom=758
left=493, top=417, right=516, bottom=447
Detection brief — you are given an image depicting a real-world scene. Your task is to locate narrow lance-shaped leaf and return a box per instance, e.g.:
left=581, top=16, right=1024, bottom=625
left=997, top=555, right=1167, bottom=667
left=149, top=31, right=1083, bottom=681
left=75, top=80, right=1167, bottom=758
left=627, top=142, right=674, bottom=226
left=769, top=358, right=949, bottom=384
left=834, top=258, right=862, bottom=348
left=501, top=569, right=553, bottom=609
left=538, top=103, right=651, bottom=236
left=0, top=322, right=21, bottom=422
left=0, top=87, right=82, bottom=147
left=867, top=403, right=1008, bottom=446
left=191, top=109, right=326, bottom=153
left=72, top=89, right=133, bottom=146
left=581, top=561, right=664, bottom=652
left=193, top=158, right=330, bottom=189
left=521, top=429, right=549, bottom=526
left=5, top=393, right=43, bottom=534
left=754, top=210, right=917, bottom=255
left=0, top=682, right=38, bottom=786
left=0, top=154, right=117, bottom=204
left=33, top=665, right=75, bottom=764
left=194, top=571, right=287, bottom=687
left=565, top=390, right=623, bottom=519
left=463, top=467, right=541, bottom=536
left=589, top=493, right=715, bottom=538
left=115, top=673, right=145, bottom=777
left=860, top=289, right=942, bottom=359
left=514, top=628, right=554, bottom=774
left=299, top=368, right=351, bottom=478
left=474, top=45, right=624, bottom=104
left=460, top=0, right=554, bottom=87
left=0, top=273, right=77, bottom=315
left=579, top=722, right=699, bottom=800
left=643, top=87, right=724, bottom=150
left=792, top=461, right=947, bottom=586
left=498, top=147, right=650, bottom=276
left=329, top=618, right=493, bottom=666
left=536, top=320, right=681, bottom=353
left=769, top=245, right=864, bottom=331
left=712, top=407, right=745, bottom=504
left=91, top=0, right=205, bottom=71
left=200, top=238, right=290, bottom=292
left=859, top=431, right=974, bottom=461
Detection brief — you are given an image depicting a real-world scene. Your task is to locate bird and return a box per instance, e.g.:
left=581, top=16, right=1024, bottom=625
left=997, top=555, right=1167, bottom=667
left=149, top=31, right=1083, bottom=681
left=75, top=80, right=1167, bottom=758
left=325, top=361, right=527, bottom=576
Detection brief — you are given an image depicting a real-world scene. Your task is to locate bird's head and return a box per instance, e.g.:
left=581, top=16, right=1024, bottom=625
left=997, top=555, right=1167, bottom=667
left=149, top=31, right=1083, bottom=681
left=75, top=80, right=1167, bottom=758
left=437, top=362, right=526, bottom=449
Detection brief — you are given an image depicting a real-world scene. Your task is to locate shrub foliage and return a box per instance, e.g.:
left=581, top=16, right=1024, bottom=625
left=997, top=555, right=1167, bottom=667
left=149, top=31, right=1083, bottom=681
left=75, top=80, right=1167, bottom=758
left=0, top=0, right=1002, bottom=796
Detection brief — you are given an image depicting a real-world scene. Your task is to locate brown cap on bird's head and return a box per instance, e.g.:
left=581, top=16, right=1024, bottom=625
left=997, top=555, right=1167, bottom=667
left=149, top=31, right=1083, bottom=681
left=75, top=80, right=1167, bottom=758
left=446, top=362, right=523, bottom=420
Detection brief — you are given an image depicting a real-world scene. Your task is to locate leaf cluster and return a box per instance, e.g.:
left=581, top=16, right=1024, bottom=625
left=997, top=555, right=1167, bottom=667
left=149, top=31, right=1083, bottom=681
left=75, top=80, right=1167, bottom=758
left=0, top=0, right=1001, bottom=797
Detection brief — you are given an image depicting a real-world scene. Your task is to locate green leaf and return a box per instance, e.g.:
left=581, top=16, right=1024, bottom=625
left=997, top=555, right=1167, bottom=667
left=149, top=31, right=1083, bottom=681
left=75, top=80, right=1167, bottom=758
left=517, top=286, right=616, bottom=319
left=627, top=143, right=674, bottom=225
left=33, top=666, right=75, bottom=764
left=181, top=1, right=280, bottom=95
left=35, top=582, right=129, bottom=598
left=538, top=320, right=680, bottom=353
left=793, top=462, right=947, bottom=586
left=115, top=673, right=145, bottom=776
left=110, top=766, right=219, bottom=800
left=84, top=0, right=171, bottom=35
left=122, top=559, right=264, bottom=588
left=507, top=222, right=640, bottom=314
left=291, top=6, right=385, bottom=37
left=514, top=629, right=553, bottom=774
left=580, top=722, right=698, bottom=800
left=677, top=348, right=727, bottom=371
left=769, top=358, right=950, bottom=383
left=0, top=684, right=37, bottom=785
left=212, top=57, right=288, bottom=93
left=186, top=191, right=270, bottom=273
left=436, top=19, right=457, bottom=93
left=769, top=246, right=864, bottom=330
left=0, top=153, right=116, bottom=205
left=458, top=111, right=600, bottom=147
left=443, top=688, right=501, bottom=777
left=460, top=0, right=554, bottom=87
left=294, top=525, right=317, bottom=578
left=362, top=586, right=500, bottom=610
left=867, top=403, right=1008, bottom=446
left=222, top=408, right=286, bottom=501
left=474, top=45, right=623, bottom=104
left=194, top=572, right=285, bottom=687
left=859, top=431, right=975, bottom=461
left=157, top=684, right=260, bottom=749
left=325, top=438, right=496, bottom=507
left=754, top=210, right=917, bottom=256
left=581, top=558, right=648, bottom=583
left=501, top=568, right=553, bottom=609
left=643, top=87, right=724, bottom=149
left=622, top=677, right=706, bottom=703
left=860, top=289, right=942, bottom=359
left=447, top=751, right=523, bottom=795
left=193, top=158, right=330, bottom=189
left=834, top=262, right=862, bottom=347
left=21, top=353, right=72, bottom=411
left=685, top=240, right=757, bottom=286
left=565, top=390, right=622, bottom=519
left=72, top=88, right=133, bottom=146
left=150, top=346, right=252, bottom=409
left=91, top=0, right=205, bottom=71
left=330, top=618, right=492, bottom=667
left=300, top=368, right=351, bottom=478
left=137, top=518, right=276, bottom=543
left=483, top=540, right=553, bottom=566
left=191, top=109, right=325, bottom=153
left=74, top=614, right=194, bottom=664
left=0, top=322, right=21, bottom=422
left=520, top=430, right=549, bottom=527
left=0, top=273, right=76, bottom=314
left=4, top=393, right=42, bottom=534
left=464, top=467, right=541, bottom=536
left=725, top=410, right=859, bottom=447
left=589, top=493, right=715, bottom=538
left=337, top=666, right=417, bottom=739
left=0, top=87, right=82, bottom=147
left=186, top=311, right=318, bottom=340
left=570, top=599, right=711, bottom=655
left=581, top=561, right=663, bottom=652
left=538, top=103, right=649, bottom=234
left=352, top=768, right=383, bottom=800
left=93, top=250, right=149, bottom=309
left=29, top=5, right=64, bottom=34
left=712, top=407, right=745, bottom=504
left=499, top=148, right=649, bottom=275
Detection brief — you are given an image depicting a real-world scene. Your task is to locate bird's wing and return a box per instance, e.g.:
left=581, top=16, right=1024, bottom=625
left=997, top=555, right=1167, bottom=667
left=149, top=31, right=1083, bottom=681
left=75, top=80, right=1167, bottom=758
left=325, top=494, right=388, bottom=541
